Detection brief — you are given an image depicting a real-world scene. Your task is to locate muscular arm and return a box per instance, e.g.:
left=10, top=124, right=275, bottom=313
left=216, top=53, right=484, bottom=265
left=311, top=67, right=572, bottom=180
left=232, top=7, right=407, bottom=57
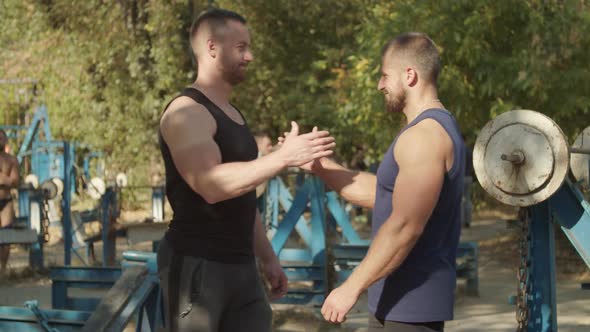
left=160, top=97, right=333, bottom=204
left=0, top=157, right=19, bottom=188
left=341, top=123, right=448, bottom=295
left=312, top=158, right=376, bottom=209
left=253, top=209, right=276, bottom=262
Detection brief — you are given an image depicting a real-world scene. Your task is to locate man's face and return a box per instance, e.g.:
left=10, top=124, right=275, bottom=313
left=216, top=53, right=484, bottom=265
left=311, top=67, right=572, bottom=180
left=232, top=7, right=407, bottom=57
left=217, top=20, right=254, bottom=85
left=377, top=55, right=406, bottom=113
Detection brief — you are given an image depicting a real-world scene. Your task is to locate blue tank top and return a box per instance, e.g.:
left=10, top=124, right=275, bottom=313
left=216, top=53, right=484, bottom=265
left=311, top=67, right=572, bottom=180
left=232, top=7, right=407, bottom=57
left=368, top=108, right=465, bottom=322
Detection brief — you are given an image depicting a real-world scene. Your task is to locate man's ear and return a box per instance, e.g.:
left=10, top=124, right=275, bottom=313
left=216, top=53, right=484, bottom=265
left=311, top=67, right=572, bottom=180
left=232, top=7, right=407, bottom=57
left=406, top=67, right=418, bottom=87
left=207, top=39, right=217, bottom=58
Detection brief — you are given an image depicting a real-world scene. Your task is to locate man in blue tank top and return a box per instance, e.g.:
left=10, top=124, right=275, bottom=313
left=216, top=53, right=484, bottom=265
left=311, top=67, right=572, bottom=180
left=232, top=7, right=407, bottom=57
left=297, top=33, right=465, bottom=331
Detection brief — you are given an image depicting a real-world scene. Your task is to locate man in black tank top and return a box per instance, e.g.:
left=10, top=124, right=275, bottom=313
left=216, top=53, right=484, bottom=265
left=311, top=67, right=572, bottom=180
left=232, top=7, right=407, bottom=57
left=157, top=9, right=336, bottom=332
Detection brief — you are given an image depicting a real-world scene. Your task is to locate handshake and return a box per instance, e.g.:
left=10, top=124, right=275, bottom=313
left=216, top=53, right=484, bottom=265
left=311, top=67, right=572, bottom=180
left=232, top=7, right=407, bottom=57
left=270, top=121, right=335, bottom=171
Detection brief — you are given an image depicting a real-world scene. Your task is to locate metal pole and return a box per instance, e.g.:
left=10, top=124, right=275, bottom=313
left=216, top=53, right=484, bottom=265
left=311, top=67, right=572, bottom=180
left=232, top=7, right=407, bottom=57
left=62, top=142, right=73, bottom=266
left=527, top=202, right=558, bottom=331
left=570, top=147, right=590, bottom=155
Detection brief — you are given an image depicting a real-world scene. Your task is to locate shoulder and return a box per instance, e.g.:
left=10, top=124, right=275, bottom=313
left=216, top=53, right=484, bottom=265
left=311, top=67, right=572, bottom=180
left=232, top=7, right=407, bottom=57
left=394, top=119, right=450, bottom=163
left=160, top=96, right=216, bottom=137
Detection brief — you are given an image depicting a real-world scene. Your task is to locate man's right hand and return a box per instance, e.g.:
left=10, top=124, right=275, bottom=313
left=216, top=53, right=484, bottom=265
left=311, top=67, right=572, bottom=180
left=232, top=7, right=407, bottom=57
left=276, top=122, right=335, bottom=167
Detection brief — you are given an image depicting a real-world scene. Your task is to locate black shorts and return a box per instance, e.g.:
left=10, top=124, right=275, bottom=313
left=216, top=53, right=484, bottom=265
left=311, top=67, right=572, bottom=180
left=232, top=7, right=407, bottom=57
left=157, top=237, right=272, bottom=332
left=0, top=198, right=12, bottom=211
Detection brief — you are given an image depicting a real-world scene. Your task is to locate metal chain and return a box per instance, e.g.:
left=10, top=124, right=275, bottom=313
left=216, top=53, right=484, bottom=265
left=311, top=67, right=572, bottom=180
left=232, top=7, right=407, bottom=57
left=516, top=207, right=530, bottom=331
left=41, top=199, right=51, bottom=243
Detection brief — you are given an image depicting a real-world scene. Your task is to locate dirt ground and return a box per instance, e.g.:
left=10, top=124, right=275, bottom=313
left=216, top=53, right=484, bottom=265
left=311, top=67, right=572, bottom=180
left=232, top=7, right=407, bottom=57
left=1, top=209, right=589, bottom=331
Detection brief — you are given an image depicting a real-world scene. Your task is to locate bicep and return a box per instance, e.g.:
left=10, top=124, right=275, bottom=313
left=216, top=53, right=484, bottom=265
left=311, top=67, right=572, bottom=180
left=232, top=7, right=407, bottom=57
left=160, top=102, right=221, bottom=193
left=390, top=133, right=446, bottom=230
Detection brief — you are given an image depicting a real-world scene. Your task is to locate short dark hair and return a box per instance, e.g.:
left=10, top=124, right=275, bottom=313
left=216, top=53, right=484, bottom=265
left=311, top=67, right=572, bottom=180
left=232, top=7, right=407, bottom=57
left=382, top=32, right=441, bottom=84
left=190, top=9, right=246, bottom=44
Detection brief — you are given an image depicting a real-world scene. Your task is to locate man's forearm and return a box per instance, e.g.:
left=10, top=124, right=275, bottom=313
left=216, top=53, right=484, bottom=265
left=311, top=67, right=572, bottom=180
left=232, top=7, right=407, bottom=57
left=343, top=216, right=420, bottom=295
left=253, top=212, right=278, bottom=263
left=313, top=158, right=376, bottom=209
left=197, top=152, right=288, bottom=204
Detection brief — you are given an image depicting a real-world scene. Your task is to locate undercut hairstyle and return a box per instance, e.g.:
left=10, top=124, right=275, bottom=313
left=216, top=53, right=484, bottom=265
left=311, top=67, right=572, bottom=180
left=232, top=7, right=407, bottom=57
left=190, top=9, right=247, bottom=57
left=382, top=32, right=441, bottom=84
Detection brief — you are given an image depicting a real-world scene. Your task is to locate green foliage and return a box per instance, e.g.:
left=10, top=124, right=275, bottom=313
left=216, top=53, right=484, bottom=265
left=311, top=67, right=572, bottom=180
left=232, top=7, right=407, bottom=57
left=1, top=0, right=589, bottom=181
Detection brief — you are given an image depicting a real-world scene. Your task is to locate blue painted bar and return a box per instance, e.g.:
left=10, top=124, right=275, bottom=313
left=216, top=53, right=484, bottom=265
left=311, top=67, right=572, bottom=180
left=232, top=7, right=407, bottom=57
left=50, top=266, right=122, bottom=282
left=326, top=192, right=369, bottom=245
left=270, top=180, right=310, bottom=254
left=0, top=306, right=90, bottom=331
left=282, top=266, right=324, bottom=281
left=278, top=248, right=312, bottom=262
left=122, top=251, right=158, bottom=274
left=548, top=179, right=590, bottom=269
left=332, top=244, right=369, bottom=261
left=276, top=177, right=312, bottom=246
left=51, top=266, right=121, bottom=310
left=527, top=202, right=557, bottom=332
left=66, top=298, right=101, bottom=312
left=309, top=177, right=327, bottom=303
left=63, top=142, right=73, bottom=266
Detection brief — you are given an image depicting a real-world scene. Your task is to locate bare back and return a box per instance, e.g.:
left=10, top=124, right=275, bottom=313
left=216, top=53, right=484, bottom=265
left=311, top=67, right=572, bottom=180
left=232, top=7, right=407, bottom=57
left=0, top=153, right=19, bottom=199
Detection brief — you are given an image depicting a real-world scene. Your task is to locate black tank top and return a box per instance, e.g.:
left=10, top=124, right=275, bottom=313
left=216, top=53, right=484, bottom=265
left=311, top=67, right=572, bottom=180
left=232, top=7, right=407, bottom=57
left=159, top=88, right=258, bottom=263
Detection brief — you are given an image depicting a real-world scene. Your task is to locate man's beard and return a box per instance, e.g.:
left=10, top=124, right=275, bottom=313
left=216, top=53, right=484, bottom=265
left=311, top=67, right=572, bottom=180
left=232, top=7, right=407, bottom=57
left=221, top=58, right=247, bottom=86
left=385, top=90, right=406, bottom=113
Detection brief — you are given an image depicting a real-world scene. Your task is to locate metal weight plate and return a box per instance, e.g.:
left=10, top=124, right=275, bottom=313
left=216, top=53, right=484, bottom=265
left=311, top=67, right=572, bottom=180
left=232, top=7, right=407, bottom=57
left=473, top=110, right=569, bottom=206
left=40, top=179, right=58, bottom=200
left=570, top=126, right=590, bottom=188
left=87, top=177, right=106, bottom=200
left=24, top=174, right=39, bottom=189
left=116, top=172, right=128, bottom=188
left=51, top=177, right=64, bottom=197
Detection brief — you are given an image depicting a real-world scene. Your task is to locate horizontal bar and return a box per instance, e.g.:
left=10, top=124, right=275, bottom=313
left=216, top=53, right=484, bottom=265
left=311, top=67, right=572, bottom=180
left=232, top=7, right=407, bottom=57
left=51, top=267, right=122, bottom=282
left=122, top=251, right=157, bottom=263
left=67, top=298, right=101, bottom=312
left=571, top=147, right=590, bottom=155
left=55, top=281, right=115, bottom=289
left=283, top=267, right=324, bottom=281
left=279, top=248, right=312, bottom=262
left=0, top=306, right=91, bottom=323
left=273, top=293, right=324, bottom=306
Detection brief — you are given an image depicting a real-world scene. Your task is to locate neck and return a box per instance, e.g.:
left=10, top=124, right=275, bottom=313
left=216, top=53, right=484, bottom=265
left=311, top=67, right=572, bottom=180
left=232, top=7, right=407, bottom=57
left=402, top=85, right=443, bottom=123
left=193, top=67, right=233, bottom=107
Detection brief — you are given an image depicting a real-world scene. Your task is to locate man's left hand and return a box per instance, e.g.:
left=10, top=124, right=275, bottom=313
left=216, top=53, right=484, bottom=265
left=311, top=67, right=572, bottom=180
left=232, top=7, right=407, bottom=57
left=321, top=284, right=361, bottom=323
left=262, top=257, right=288, bottom=300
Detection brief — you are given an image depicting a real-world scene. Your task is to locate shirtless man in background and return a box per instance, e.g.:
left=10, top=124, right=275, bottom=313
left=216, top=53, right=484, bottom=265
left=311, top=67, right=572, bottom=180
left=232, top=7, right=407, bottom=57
left=0, top=129, right=20, bottom=272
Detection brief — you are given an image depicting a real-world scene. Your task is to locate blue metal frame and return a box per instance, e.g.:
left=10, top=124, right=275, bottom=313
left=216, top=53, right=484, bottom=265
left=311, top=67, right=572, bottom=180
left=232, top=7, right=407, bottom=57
left=82, top=151, right=103, bottom=181
left=263, top=176, right=312, bottom=246
left=267, top=175, right=328, bottom=306
left=0, top=251, right=164, bottom=331
left=15, top=105, right=52, bottom=165
left=51, top=267, right=122, bottom=311
left=526, top=202, right=558, bottom=332
left=63, top=142, right=74, bottom=266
